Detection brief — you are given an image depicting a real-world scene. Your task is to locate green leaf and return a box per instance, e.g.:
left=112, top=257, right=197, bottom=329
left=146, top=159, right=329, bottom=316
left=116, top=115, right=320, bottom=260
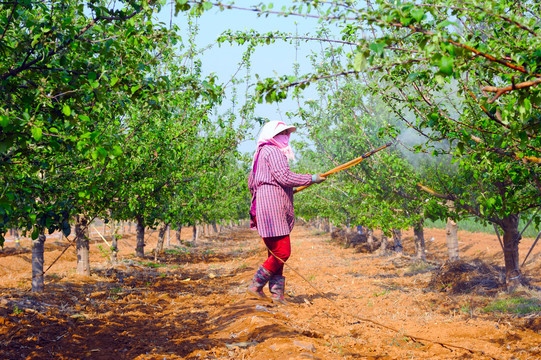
left=0, top=115, right=9, bottom=127
left=62, top=104, right=71, bottom=116
left=131, top=85, right=141, bottom=94
left=98, top=146, right=108, bottom=158
left=441, top=20, right=457, bottom=29
left=438, top=56, right=454, bottom=76
left=354, top=52, right=367, bottom=71
left=203, top=1, right=212, bottom=10
left=411, top=8, right=424, bottom=22
left=110, top=76, right=119, bottom=86
left=31, top=34, right=40, bottom=47
left=434, top=75, right=445, bottom=85
left=112, top=145, right=123, bottom=157
left=62, top=220, right=71, bottom=237
left=369, top=42, right=386, bottom=56
left=31, top=127, right=43, bottom=141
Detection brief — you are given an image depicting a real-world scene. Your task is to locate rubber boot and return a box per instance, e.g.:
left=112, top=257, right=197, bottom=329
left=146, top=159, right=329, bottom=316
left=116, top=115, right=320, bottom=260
left=247, top=266, right=272, bottom=301
left=269, top=275, right=288, bottom=305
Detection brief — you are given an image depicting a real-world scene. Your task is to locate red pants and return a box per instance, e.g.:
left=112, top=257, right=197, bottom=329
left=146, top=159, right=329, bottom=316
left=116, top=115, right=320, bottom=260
left=262, top=234, right=290, bottom=276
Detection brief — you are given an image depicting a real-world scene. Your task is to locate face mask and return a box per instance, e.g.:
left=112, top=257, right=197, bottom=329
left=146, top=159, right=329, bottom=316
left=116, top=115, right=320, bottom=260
left=273, top=134, right=290, bottom=146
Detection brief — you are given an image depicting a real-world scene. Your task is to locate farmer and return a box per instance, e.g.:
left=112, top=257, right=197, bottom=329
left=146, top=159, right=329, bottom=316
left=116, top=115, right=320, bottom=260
left=247, top=120, right=326, bottom=304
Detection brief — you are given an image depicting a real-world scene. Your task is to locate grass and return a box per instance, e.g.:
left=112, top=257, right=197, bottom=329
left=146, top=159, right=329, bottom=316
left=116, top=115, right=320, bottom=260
left=110, top=287, right=124, bottom=299
left=373, top=290, right=389, bottom=297
left=97, top=244, right=110, bottom=258
left=138, top=261, right=168, bottom=268
left=12, top=306, right=22, bottom=315
left=164, top=247, right=190, bottom=255
left=110, top=286, right=123, bottom=294
left=405, top=261, right=434, bottom=275
left=483, top=297, right=541, bottom=315
left=460, top=303, right=473, bottom=315
left=425, top=217, right=539, bottom=238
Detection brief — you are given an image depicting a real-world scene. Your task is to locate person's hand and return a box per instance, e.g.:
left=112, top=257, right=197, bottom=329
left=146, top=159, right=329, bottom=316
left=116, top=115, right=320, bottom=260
left=312, top=174, right=326, bottom=184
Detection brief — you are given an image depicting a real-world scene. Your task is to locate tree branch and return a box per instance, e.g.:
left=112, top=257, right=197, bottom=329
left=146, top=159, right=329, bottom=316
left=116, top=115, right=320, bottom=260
left=0, top=1, right=17, bottom=42
left=0, top=10, right=139, bottom=81
left=371, top=20, right=541, bottom=77
left=482, top=77, right=541, bottom=103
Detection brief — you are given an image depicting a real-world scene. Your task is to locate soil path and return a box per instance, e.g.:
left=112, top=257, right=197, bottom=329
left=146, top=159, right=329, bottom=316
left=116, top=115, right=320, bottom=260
left=0, top=225, right=540, bottom=359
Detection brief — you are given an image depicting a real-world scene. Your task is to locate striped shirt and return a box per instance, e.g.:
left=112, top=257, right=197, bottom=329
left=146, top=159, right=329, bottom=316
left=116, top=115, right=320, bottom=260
left=248, top=145, right=312, bottom=238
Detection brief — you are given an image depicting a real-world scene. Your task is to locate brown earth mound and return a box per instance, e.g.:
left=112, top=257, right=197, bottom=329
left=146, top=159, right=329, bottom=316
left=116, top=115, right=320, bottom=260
left=330, top=229, right=379, bottom=252
left=428, top=259, right=504, bottom=294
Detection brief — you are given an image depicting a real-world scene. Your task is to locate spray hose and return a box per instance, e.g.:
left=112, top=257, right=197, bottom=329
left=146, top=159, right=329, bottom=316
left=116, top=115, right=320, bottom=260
left=294, top=141, right=393, bottom=194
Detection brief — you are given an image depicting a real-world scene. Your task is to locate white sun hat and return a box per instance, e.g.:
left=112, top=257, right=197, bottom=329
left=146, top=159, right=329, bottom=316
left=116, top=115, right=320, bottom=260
left=257, top=120, right=297, bottom=143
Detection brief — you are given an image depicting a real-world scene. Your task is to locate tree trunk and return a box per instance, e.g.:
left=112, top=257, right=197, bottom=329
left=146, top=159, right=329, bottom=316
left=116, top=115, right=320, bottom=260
left=212, top=222, right=218, bottom=235
left=135, top=215, right=145, bottom=257
left=318, top=218, right=324, bottom=232
left=128, top=221, right=132, bottom=233
left=110, top=222, right=119, bottom=266
left=192, top=224, right=199, bottom=243
left=31, top=232, right=46, bottom=292
left=446, top=218, right=460, bottom=261
left=344, top=225, right=350, bottom=248
left=14, top=228, right=21, bottom=248
left=154, top=224, right=168, bottom=261
left=76, top=215, right=90, bottom=276
left=500, top=214, right=521, bottom=289
left=379, top=235, right=389, bottom=254
left=166, top=224, right=171, bottom=248
left=176, top=223, right=182, bottom=245
left=200, top=223, right=205, bottom=237
left=367, top=229, right=375, bottom=251
left=392, top=228, right=403, bottom=252
left=413, top=221, right=426, bottom=261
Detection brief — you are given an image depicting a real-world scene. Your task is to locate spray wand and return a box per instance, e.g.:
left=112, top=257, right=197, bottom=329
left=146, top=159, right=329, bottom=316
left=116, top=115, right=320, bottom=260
left=294, top=141, right=393, bottom=194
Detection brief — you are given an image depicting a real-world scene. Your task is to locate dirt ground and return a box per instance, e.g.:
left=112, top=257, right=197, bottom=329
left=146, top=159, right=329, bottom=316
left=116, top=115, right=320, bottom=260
left=0, top=223, right=540, bottom=360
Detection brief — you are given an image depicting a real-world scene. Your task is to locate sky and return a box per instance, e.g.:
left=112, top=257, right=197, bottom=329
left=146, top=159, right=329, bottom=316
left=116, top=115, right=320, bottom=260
left=155, top=1, right=338, bottom=153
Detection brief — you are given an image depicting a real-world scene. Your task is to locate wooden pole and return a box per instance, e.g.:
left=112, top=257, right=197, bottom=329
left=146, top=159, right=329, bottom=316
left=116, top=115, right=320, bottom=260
left=521, top=230, right=541, bottom=267
left=294, top=142, right=392, bottom=193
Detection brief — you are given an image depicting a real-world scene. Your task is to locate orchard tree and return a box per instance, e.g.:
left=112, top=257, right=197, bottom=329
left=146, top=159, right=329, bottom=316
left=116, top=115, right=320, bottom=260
left=0, top=0, right=181, bottom=289
left=349, top=0, right=541, bottom=287
left=294, top=78, right=443, bottom=258
left=205, top=0, right=541, bottom=288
